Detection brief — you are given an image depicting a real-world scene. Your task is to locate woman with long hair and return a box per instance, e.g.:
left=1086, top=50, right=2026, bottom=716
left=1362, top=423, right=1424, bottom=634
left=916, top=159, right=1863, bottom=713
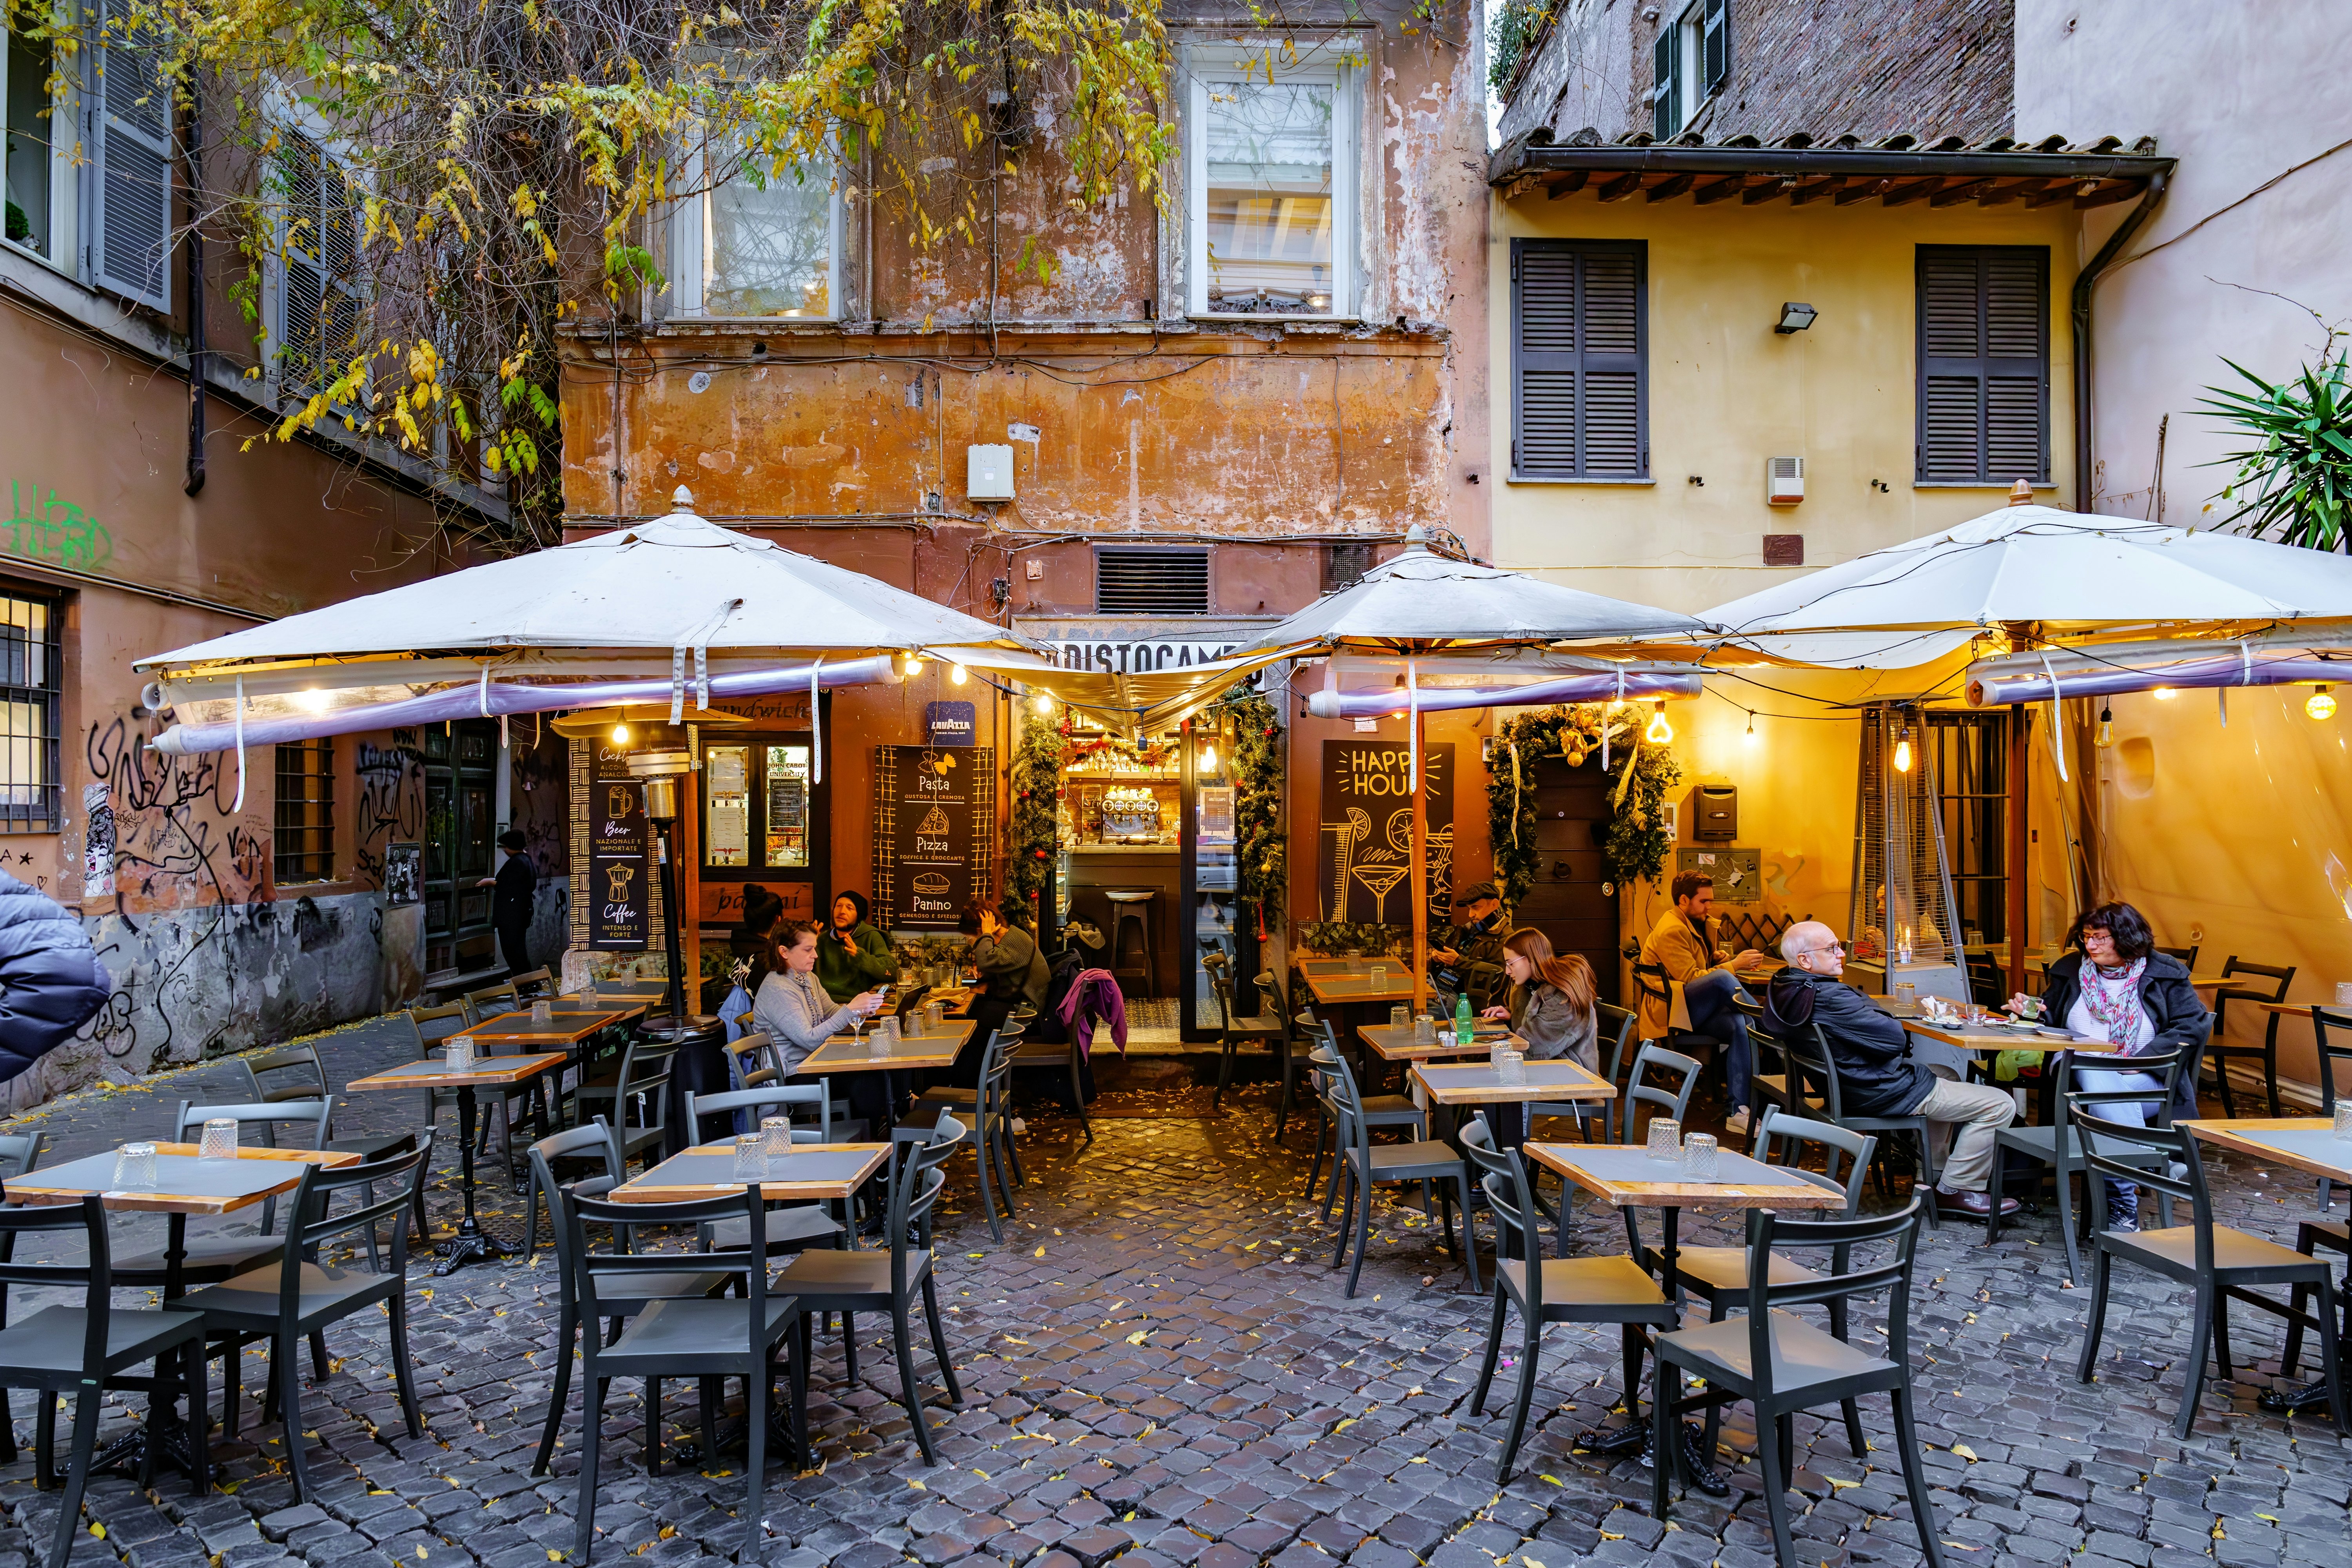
left=1478, top=927, right=1601, bottom=1147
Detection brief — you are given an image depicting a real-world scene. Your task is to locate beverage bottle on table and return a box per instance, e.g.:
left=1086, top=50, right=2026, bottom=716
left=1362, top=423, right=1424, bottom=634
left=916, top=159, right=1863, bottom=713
left=1455, top=993, right=1474, bottom=1046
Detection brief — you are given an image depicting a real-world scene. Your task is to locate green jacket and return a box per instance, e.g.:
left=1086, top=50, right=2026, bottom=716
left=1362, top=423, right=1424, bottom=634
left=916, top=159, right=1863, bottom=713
left=815, top=921, right=895, bottom=1003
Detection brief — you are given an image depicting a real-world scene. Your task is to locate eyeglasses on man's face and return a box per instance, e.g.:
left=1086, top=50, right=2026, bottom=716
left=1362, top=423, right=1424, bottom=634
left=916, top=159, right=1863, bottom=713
left=1804, top=942, right=1846, bottom=958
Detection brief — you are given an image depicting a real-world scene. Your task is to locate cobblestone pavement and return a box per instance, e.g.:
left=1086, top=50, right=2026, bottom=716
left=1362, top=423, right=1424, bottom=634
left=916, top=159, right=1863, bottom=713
left=0, top=1020, right=2346, bottom=1568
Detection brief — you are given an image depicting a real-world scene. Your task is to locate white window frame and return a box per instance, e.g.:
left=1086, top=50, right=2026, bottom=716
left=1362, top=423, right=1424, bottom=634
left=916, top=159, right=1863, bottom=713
left=261, top=94, right=369, bottom=407
left=669, top=130, right=843, bottom=321
left=0, top=18, right=78, bottom=276
left=1183, top=37, right=1358, bottom=322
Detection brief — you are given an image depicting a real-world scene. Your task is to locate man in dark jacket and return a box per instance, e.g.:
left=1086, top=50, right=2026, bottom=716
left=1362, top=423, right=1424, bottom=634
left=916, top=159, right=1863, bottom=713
left=0, top=869, right=108, bottom=1082
left=478, top=831, right=536, bottom=981
left=1765, top=920, right=2019, bottom=1220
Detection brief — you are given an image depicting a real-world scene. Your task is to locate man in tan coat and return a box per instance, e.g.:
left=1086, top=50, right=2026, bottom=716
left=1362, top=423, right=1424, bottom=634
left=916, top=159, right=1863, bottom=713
left=1637, top=870, right=1775, bottom=1134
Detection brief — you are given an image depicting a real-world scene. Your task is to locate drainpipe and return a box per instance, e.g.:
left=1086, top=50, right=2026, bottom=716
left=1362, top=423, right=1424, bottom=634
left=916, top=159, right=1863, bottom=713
left=183, top=76, right=205, bottom=497
left=2070, top=169, right=2169, bottom=515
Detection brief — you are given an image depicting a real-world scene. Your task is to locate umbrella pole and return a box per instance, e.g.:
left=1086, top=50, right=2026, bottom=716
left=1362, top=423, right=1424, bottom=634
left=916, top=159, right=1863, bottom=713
left=2007, top=702, right=2029, bottom=1001
left=1412, top=705, right=1429, bottom=1016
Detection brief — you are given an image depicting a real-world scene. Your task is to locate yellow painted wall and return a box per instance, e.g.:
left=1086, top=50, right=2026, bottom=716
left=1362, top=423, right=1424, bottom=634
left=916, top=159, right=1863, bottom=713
left=1487, top=192, right=2082, bottom=613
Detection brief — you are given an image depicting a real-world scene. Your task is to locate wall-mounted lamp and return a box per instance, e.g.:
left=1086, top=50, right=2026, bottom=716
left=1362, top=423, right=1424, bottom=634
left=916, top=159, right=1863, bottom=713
left=1774, top=302, right=1818, bottom=335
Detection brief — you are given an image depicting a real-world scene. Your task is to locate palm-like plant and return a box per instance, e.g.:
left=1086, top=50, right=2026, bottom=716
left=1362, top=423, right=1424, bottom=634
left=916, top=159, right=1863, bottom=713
left=2198, top=349, right=2352, bottom=551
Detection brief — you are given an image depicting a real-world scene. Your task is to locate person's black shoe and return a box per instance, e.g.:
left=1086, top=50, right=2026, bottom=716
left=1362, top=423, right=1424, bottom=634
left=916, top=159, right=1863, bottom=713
left=1938, top=1187, right=2020, bottom=1218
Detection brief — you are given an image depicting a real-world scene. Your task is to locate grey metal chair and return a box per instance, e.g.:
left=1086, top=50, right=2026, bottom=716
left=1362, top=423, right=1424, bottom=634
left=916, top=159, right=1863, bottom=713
left=2072, top=1091, right=2348, bottom=1438
left=0, top=1196, right=210, bottom=1568
left=238, top=1043, right=432, bottom=1255
left=1780, top=1018, right=1943, bottom=1227
left=1526, top=1002, right=1637, bottom=1145
left=0, top=1131, right=42, bottom=1467
left=1651, top=1198, right=1944, bottom=1568
left=1985, top=1038, right=2200, bottom=1282
left=1316, top=1044, right=1479, bottom=1299
left=898, top=1028, right=1019, bottom=1243
left=1257, top=970, right=1318, bottom=1140
left=773, top=1113, right=966, bottom=1465
left=1207, top=960, right=1283, bottom=1110
left=1300, top=1013, right=1425, bottom=1207
left=2204, top=957, right=2295, bottom=1116
left=683, top=1084, right=852, bottom=1257
left=1459, top=1120, right=1672, bottom=1483
left=2288, top=1008, right=2352, bottom=1373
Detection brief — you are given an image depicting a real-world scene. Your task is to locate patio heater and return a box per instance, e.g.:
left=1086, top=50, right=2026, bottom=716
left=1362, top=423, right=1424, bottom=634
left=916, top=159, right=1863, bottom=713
left=1849, top=704, right=1969, bottom=1007
left=628, top=744, right=693, bottom=1024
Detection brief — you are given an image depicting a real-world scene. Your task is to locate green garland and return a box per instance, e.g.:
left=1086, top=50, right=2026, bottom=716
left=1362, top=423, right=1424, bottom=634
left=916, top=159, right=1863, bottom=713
left=1222, top=690, right=1285, bottom=922
left=1488, top=704, right=1683, bottom=904
left=1007, top=717, right=1068, bottom=907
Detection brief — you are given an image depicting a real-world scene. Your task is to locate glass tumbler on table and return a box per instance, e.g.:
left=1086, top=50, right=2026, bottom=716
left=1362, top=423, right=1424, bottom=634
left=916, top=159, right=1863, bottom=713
left=2336, top=982, right=2352, bottom=1009
left=1647, top=1116, right=1682, bottom=1162
left=1390, top=1005, right=1410, bottom=1029
left=199, top=1117, right=238, bottom=1160
left=1682, top=1133, right=1720, bottom=1181
left=733, top=1132, right=767, bottom=1181
left=445, top=1039, right=475, bottom=1076
left=530, top=998, right=553, bottom=1025
left=1368, top=964, right=1388, bottom=991
left=2335, top=1100, right=2352, bottom=1142
left=1412, top=1014, right=1436, bottom=1046
left=114, top=1142, right=158, bottom=1191
left=1493, top=1048, right=1526, bottom=1087
left=761, top=1116, right=794, bottom=1161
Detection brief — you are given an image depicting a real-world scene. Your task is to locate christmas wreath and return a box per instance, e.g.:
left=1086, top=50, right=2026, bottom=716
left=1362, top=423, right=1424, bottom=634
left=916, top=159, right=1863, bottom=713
left=1487, top=704, right=1682, bottom=906
left=1007, top=717, right=1068, bottom=907
left=1220, top=690, right=1285, bottom=931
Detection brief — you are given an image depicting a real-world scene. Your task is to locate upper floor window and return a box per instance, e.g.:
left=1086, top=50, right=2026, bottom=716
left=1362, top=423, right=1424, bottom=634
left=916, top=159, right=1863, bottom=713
left=670, top=131, right=840, bottom=319
left=0, top=592, right=59, bottom=834
left=1651, top=0, right=1730, bottom=140
left=1916, top=245, right=2051, bottom=486
left=1187, top=41, right=1357, bottom=318
left=1510, top=238, right=1648, bottom=481
left=272, top=130, right=366, bottom=395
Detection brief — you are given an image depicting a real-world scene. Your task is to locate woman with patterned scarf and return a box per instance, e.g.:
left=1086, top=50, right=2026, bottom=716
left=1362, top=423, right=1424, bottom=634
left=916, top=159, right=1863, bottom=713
left=2013, top=901, right=2211, bottom=1230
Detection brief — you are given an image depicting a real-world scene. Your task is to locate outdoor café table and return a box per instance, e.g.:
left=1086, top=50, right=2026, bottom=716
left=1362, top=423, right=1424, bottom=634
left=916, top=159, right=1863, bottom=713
left=800, top=1015, right=976, bottom=1077
left=1411, top=1058, right=1616, bottom=1146
left=1305, top=966, right=1418, bottom=1007
left=7, top=1142, right=359, bottom=1479
left=345, top=1053, right=566, bottom=1274
left=1519, top=1138, right=1844, bottom=1454
left=566, top=978, right=672, bottom=1002
left=2179, top=1117, right=2352, bottom=1415
left=607, top=1141, right=893, bottom=1205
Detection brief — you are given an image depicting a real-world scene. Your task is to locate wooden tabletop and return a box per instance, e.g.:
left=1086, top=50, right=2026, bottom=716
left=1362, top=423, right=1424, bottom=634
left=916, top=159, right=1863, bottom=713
left=1412, top=1060, right=1615, bottom=1105
left=801, top=1017, right=976, bottom=1074
left=8, top=1143, right=360, bottom=1215
left=2180, top=1117, right=2352, bottom=1183
left=345, top=1052, right=569, bottom=1091
left=609, top=1142, right=892, bottom=1203
left=1357, top=1022, right=1508, bottom=1062
left=2253, top=1000, right=2352, bottom=1022
left=1521, top=1140, right=1846, bottom=1211
left=461, top=1008, right=636, bottom=1045
left=564, top=980, right=673, bottom=1002
left=1898, top=1017, right=2119, bottom=1054
left=1307, top=971, right=1417, bottom=1005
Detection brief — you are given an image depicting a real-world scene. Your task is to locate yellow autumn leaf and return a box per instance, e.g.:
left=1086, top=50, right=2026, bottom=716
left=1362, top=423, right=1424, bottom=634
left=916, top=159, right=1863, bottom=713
left=1949, top=1443, right=1978, bottom=1461
left=1539, top=1474, right=1563, bottom=1486
left=1034, top=1246, right=1047, bottom=1257
left=1125, top=1330, right=1150, bottom=1345
left=88, top=1526, right=105, bottom=1540
left=1332, top=1418, right=1356, bottom=1432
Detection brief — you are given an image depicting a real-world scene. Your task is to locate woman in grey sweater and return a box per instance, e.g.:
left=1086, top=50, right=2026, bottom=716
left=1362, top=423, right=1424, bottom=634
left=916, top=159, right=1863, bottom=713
left=1477, top=927, right=1600, bottom=1147
left=755, top=922, right=884, bottom=1078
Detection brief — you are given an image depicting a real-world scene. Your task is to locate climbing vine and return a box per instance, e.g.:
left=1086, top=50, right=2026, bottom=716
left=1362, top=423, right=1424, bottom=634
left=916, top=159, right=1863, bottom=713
left=1487, top=705, right=1683, bottom=904
left=1221, top=690, right=1285, bottom=929
left=1007, top=716, right=1068, bottom=908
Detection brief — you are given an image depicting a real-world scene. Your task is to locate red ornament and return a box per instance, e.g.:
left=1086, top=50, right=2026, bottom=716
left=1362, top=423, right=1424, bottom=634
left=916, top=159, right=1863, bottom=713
left=1033, top=848, right=1048, bottom=860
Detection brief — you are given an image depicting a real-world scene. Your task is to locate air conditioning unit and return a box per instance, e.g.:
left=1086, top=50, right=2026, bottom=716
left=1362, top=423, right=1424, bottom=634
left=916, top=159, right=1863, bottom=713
left=967, top=445, right=1015, bottom=501
left=1767, top=456, right=1804, bottom=505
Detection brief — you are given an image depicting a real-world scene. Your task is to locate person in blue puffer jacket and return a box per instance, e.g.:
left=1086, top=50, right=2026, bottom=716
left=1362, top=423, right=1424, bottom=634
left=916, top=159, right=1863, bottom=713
left=0, top=869, right=108, bottom=1081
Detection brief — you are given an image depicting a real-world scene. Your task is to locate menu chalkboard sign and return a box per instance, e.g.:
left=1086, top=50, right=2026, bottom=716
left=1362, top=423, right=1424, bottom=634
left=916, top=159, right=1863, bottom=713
left=874, top=745, right=993, bottom=931
left=1315, top=740, right=1454, bottom=925
left=590, top=744, right=651, bottom=949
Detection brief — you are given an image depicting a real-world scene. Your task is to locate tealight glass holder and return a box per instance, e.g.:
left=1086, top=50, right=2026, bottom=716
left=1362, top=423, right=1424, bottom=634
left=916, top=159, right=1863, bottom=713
left=2336, top=982, right=2352, bottom=1009
left=869, top=1020, right=892, bottom=1057
left=2335, top=1100, right=2352, bottom=1141
left=445, top=1039, right=475, bottom=1076
left=733, top=1133, right=766, bottom=1181
left=1390, top=1005, right=1410, bottom=1029
left=1368, top=964, right=1388, bottom=990
left=1682, top=1133, right=1720, bottom=1181
left=761, top=1116, right=794, bottom=1161
left=1493, top=1048, right=1526, bottom=1087
left=1647, top=1117, right=1682, bottom=1162
left=114, top=1142, right=158, bottom=1191
left=1412, top=1015, right=1436, bottom=1045
left=530, top=998, right=553, bottom=1025
left=199, top=1118, right=237, bottom=1160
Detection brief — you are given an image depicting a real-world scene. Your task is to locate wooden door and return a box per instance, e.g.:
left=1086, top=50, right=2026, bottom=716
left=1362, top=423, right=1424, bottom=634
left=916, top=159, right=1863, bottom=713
left=1510, top=755, right=1619, bottom=1005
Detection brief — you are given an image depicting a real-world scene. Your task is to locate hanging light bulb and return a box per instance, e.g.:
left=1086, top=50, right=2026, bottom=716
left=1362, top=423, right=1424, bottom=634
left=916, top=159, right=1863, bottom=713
left=610, top=722, right=632, bottom=745
left=2152, top=687, right=2176, bottom=701
left=294, top=687, right=332, bottom=713
left=1744, top=711, right=1757, bottom=744
left=949, top=662, right=967, bottom=686
left=1893, top=730, right=1913, bottom=773
left=1644, top=700, right=1673, bottom=744
left=2310, top=684, right=2338, bottom=721
left=2095, top=706, right=2114, bottom=747
left=1033, top=691, right=1054, bottom=716
left=904, top=655, right=925, bottom=677
left=1200, top=744, right=1218, bottom=771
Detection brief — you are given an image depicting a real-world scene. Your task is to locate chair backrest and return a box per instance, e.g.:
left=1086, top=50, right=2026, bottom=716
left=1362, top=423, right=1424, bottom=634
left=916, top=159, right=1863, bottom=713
left=1782, top=1022, right=1849, bottom=1121
left=1459, top=1120, right=1545, bottom=1301
left=1206, top=968, right=1236, bottom=1032
left=406, top=1003, right=472, bottom=1055
left=280, top=1142, right=432, bottom=1275
left=1631, top=961, right=1671, bottom=1005
left=2054, top=1042, right=2192, bottom=1129
left=2315, top=1010, right=2352, bottom=1108
left=2154, top=943, right=2199, bottom=971
left=685, top=1083, right=834, bottom=1143
left=1620, top=1043, right=1700, bottom=1145
left=887, top=1114, right=966, bottom=1281
left=977, top=1030, right=1018, bottom=1124
left=1738, top=1198, right=1925, bottom=1400
left=0, top=1195, right=117, bottom=1367
left=464, top=981, right=521, bottom=1023
left=1750, top=1106, right=1876, bottom=1216
left=0, top=1131, right=44, bottom=1184
left=2070, top=1091, right=2211, bottom=1241
left=509, top=967, right=555, bottom=998
left=526, top=1121, right=631, bottom=1279
left=1261, top=969, right=1293, bottom=1020
left=1595, top=1002, right=1637, bottom=1083
left=1308, top=1043, right=1376, bottom=1157
left=241, top=1043, right=330, bottom=1105
left=174, top=1098, right=334, bottom=1151
left=568, top=1181, right=771, bottom=1324
left=727, top=1031, right=780, bottom=1087
left=2216, top=958, right=2294, bottom=1027
left=1253, top=972, right=1290, bottom=1041
left=617, top=1038, right=676, bottom=1132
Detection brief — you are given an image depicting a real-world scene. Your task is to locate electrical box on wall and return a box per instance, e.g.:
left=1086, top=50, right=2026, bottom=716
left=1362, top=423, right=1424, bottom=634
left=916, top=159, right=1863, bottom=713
left=1693, top=783, right=1738, bottom=840
left=967, top=445, right=1015, bottom=501
left=1767, top=456, right=1804, bottom=505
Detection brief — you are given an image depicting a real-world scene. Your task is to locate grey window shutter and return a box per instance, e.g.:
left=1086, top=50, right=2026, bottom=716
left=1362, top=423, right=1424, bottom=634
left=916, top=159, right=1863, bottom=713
left=90, top=0, right=173, bottom=310
left=1702, top=0, right=1730, bottom=92
left=279, top=133, right=362, bottom=393
left=1513, top=240, right=1648, bottom=481
left=1916, top=245, right=2049, bottom=485
left=1652, top=31, right=1676, bottom=140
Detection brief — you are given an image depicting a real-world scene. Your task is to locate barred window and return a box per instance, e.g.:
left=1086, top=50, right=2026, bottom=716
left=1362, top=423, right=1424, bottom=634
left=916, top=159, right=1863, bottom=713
left=274, top=739, right=335, bottom=883
left=0, top=593, right=59, bottom=832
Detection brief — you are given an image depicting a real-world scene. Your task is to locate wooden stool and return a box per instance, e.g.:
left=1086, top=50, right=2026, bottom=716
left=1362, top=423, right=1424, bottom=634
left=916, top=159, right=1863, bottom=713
left=1106, top=889, right=1157, bottom=996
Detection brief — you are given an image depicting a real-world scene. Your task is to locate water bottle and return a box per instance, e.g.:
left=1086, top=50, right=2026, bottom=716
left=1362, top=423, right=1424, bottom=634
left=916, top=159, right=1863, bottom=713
left=1455, top=993, right=1474, bottom=1046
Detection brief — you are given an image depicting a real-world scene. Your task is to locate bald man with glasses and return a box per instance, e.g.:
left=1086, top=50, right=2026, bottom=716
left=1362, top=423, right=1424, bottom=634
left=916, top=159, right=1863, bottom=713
left=1763, top=920, right=2019, bottom=1220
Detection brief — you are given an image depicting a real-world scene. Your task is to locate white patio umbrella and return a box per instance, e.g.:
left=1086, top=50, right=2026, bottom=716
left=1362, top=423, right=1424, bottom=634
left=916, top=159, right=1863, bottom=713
left=1700, top=490, right=2352, bottom=993
left=1234, top=528, right=1710, bottom=1009
left=136, top=486, right=1038, bottom=802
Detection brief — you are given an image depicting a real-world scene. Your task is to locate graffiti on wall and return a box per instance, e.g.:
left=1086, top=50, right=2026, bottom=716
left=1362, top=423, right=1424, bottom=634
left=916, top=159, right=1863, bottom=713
left=85, top=717, right=265, bottom=907
left=6, top=481, right=114, bottom=572
left=354, top=733, right=425, bottom=889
